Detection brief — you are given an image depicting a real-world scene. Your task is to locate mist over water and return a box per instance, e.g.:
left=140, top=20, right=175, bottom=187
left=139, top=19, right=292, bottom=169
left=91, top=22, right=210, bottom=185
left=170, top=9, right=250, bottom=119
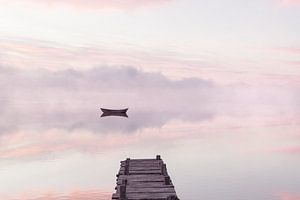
left=0, top=67, right=300, bottom=200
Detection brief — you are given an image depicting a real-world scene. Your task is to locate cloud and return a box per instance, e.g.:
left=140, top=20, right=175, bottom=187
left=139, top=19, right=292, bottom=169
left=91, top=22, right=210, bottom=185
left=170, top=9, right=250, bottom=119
left=274, top=47, right=300, bottom=54
left=0, top=66, right=299, bottom=161
left=47, top=0, right=170, bottom=9
left=0, top=66, right=220, bottom=134
left=0, top=0, right=172, bottom=10
left=273, top=146, right=300, bottom=154
left=279, top=192, right=300, bottom=200
left=0, top=125, right=195, bottom=160
left=0, top=65, right=299, bottom=134
left=3, top=189, right=111, bottom=200
left=0, top=39, right=209, bottom=78
left=279, top=0, right=300, bottom=6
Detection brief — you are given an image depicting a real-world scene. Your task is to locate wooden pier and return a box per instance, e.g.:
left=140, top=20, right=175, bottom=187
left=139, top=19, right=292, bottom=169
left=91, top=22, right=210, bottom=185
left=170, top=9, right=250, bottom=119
left=112, top=155, right=180, bottom=200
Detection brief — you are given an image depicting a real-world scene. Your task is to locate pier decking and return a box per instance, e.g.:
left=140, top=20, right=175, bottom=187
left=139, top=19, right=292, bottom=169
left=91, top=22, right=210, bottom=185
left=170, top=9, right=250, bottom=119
left=112, top=155, right=179, bottom=200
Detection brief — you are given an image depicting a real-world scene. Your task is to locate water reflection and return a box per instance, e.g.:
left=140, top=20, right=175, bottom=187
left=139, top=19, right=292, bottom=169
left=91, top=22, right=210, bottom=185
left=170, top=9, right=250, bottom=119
left=10, top=190, right=111, bottom=200
left=1, top=108, right=299, bottom=200
left=0, top=67, right=300, bottom=200
left=0, top=106, right=215, bottom=134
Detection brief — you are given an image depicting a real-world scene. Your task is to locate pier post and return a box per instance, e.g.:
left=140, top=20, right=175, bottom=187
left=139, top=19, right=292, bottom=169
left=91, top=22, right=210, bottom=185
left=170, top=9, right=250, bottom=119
left=125, top=158, right=130, bottom=175
left=119, top=185, right=126, bottom=200
left=165, top=175, right=171, bottom=185
left=162, top=163, right=167, bottom=175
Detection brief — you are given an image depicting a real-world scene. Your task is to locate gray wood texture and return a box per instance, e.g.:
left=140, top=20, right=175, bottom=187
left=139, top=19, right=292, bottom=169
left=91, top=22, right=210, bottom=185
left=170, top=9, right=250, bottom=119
left=112, top=155, right=179, bottom=200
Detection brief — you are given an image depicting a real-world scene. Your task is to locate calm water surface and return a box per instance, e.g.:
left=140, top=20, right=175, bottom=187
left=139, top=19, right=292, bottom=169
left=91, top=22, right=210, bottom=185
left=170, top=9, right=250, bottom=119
left=0, top=101, right=299, bottom=200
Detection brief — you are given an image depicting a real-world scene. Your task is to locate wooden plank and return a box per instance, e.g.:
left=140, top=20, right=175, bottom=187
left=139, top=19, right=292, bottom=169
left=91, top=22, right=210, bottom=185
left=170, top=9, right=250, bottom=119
left=117, top=177, right=165, bottom=183
left=114, top=187, right=175, bottom=194
left=121, top=160, right=162, bottom=164
left=117, top=179, right=165, bottom=185
left=121, top=158, right=160, bottom=162
left=119, top=169, right=162, bottom=173
left=121, top=163, right=162, bottom=168
left=119, top=170, right=162, bottom=175
left=126, top=193, right=177, bottom=199
left=113, top=193, right=177, bottom=200
left=116, top=183, right=174, bottom=188
left=126, top=187, right=176, bottom=193
left=120, top=166, right=162, bottom=171
left=117, top=176, right=165, bottom=181
left=118, top=174, right=164, bottom=179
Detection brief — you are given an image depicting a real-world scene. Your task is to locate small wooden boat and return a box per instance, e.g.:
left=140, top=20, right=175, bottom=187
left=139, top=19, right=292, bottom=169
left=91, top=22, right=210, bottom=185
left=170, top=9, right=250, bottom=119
left=101, top=108, right=128, bottom=113
left=100, top=108, right=128, bottom=117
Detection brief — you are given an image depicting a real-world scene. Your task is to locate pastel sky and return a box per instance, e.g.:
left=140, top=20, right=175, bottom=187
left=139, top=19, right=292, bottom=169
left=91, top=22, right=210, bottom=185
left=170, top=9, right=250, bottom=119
left=0, top=0, right=299, bottom=82
left=0, top=1, right=300, bottom=200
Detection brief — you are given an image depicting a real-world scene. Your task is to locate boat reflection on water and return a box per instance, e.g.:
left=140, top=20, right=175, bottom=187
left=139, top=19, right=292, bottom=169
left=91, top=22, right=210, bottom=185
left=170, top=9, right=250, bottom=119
left=100, top=108, right=128, bottom=118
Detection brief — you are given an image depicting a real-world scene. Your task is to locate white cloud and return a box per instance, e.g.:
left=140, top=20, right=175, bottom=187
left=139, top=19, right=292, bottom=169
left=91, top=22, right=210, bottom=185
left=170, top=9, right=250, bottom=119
left=0, top=66, right=299, bottom=133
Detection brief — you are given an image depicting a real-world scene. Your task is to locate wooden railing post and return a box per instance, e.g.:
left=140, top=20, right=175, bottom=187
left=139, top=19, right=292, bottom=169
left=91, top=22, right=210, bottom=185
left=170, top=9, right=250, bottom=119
left=119, top=185, right=126, bottom=199
left=162, top=163, right=167, bottom=175
left=125, top=158, right=130, bottom=175
left=119, top=179, right=127, bottom=200
left=165, top=175, right=171, bottom=185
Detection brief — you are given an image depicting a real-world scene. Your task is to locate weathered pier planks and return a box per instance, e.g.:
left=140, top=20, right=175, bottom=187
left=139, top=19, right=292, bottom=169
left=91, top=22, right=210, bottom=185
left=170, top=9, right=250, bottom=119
left=112, top=155, right=180, bottom=200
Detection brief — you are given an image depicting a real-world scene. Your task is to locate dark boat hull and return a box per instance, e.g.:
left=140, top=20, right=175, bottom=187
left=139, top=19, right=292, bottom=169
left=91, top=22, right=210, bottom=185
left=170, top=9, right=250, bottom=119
left=101, top=108, right=128, bottom=113
left=100, top=108, right=128, bottom=118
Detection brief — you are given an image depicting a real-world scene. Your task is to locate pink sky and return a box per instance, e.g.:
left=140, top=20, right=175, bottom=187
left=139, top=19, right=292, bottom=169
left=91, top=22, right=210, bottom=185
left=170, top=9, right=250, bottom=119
left=279, top=192, right=300, bottom=200
left=0, top=0, right=299, bottom=82
left=280, top=0, right=300, bottom=6
left=0, top=0, right=172, bottom=10
left=273, top=146, right=300, bottom=154
left=0, top=0, right=299, bottom=199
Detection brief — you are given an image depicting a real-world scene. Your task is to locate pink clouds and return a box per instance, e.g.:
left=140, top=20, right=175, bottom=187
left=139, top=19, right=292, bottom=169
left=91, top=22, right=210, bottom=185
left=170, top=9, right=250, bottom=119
left=274, top=146, right=300, bottom=154
left=28, top=0, right=171, bottom=10
left=279, top=192, right=300, bottom=200
left=275, top=47, right=300, bottom=54
left=0, top=38, right=213, bottom=80
left=44, top=0, right=168, bottom=8
left=0, top=131, right=133, bottom=159
left=4, top=189, right=111, bottom=200
left=279, top=0, right=300, bottom=6
left=0, top=127, right=194, bottom=160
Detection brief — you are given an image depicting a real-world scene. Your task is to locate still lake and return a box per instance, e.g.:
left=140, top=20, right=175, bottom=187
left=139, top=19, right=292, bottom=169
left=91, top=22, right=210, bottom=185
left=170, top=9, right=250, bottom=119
left=0, top=99, right=299, bottom=200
